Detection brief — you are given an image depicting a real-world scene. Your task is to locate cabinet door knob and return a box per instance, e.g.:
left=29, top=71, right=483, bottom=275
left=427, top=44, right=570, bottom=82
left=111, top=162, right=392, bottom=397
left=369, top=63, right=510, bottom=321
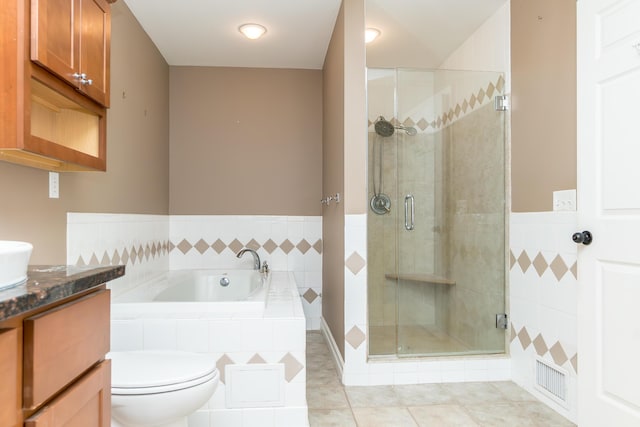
left=572, top=230, right=593, bottom=245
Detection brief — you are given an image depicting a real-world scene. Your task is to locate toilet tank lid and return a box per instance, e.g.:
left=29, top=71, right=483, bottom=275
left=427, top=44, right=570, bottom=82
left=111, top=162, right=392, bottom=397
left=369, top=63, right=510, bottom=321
left=108, top=351, right=218, bottom=388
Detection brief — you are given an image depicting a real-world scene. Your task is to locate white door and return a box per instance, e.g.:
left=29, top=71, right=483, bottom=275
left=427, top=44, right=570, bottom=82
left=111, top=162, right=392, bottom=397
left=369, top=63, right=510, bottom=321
left=577, top=0, right=640, bottom=425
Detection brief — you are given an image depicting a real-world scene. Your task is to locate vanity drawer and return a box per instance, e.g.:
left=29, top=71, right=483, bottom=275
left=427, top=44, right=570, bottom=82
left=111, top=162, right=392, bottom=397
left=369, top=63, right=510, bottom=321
left=25, top=359, right=111, bottom=427
left=23, top=290, right=110, bottom=409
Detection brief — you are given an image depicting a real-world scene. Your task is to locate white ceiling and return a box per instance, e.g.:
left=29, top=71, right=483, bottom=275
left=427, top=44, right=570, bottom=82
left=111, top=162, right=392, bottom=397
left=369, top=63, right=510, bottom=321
left=122, top=0, right=506, bottom=70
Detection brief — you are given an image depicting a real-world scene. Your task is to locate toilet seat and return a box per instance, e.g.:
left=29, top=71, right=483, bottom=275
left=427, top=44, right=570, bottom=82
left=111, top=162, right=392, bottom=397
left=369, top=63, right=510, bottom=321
left=109, top=351, right=219, bottom=395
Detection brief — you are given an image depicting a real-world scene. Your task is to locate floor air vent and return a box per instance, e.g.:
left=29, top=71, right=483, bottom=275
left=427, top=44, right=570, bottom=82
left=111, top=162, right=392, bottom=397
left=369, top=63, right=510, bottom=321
left=535, top=358, right=567, bottom=406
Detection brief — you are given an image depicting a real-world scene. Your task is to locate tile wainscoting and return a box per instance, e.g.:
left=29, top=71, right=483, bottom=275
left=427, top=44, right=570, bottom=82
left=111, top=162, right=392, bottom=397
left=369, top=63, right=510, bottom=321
left=509, top=212, right=578, bottom=423
left=66, top=213, right=323, bottom=329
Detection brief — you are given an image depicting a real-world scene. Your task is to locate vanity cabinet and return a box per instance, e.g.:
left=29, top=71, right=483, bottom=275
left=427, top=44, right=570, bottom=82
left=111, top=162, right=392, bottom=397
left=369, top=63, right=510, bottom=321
left=0, top=287, right=111, bottom=427
left=0, top=329, right=20, bottom=427
left=31, top=0, right=111, bottom=107
left=0, top=0, right=115, bottom=171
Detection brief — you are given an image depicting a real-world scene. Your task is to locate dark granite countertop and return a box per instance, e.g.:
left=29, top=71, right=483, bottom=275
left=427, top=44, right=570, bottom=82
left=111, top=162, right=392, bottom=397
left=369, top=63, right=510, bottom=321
left=0, top=265, right=125, bottom=322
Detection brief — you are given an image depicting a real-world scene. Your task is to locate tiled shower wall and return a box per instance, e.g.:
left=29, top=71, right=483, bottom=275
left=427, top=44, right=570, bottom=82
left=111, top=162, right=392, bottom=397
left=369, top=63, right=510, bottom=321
left=441, top=100, right=506, bottom=352
left=66, top=214, right=323, bottom=329
left=509, top=212, right=578, bottom=423
left=366, top=71, right=506, bottom=353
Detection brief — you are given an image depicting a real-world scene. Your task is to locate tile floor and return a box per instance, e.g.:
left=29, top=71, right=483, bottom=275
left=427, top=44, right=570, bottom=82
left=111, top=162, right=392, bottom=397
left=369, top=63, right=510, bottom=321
left=306, top=332, right=575, bottom=427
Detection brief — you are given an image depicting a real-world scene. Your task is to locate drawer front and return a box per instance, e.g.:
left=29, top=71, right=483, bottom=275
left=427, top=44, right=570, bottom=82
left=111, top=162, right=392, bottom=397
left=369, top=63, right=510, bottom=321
left=25, top=359, right=111, bottom=427
left=23, top=290, right=110, bottom=409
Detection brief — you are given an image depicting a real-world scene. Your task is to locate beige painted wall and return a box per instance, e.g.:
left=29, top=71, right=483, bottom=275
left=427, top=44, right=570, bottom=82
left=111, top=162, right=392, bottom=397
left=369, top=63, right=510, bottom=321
left=511, top=0, right=576, bottom=212
left=0, top=1, right=170, bottom=263
left=322, top=2, right=346, bottom=358
left=343, top=0, right=367, bottom=215
left=168, top=67, right=322, bottom=216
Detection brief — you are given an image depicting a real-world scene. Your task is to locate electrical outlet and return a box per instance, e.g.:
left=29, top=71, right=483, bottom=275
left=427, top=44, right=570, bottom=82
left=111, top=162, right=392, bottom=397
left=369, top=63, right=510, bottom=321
left=49, top=172, right=59, bottom=199
left=553, top=189, right=576, bottom=211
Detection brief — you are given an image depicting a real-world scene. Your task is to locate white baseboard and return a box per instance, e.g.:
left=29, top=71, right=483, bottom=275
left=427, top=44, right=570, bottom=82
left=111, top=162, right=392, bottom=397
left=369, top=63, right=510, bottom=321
left=320, top=317, right=344, bottom=380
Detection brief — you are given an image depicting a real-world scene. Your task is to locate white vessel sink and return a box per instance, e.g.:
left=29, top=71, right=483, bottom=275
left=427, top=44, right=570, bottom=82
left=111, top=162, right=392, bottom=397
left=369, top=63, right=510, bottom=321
left=0, top=241, right=33, bottom=290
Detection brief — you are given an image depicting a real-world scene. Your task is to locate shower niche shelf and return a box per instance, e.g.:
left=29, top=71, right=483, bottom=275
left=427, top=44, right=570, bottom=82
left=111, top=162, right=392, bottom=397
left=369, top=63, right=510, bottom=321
left=385, top=273, right=455, bottom=286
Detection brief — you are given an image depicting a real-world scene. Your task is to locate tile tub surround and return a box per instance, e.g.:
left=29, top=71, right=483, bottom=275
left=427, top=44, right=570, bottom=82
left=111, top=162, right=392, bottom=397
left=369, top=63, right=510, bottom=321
left=111, top=271, right=307, bottom=427
left=509, top=212, right=578, bottom=423
left=66, top=213, right=323, bottom=329
left=0, top=265, right=124, bottom=321
left=307, top=331, right=575, bottom=427
left=170, top=215, right=323, bottom=330
left=67, top=213, right=170, bottom=300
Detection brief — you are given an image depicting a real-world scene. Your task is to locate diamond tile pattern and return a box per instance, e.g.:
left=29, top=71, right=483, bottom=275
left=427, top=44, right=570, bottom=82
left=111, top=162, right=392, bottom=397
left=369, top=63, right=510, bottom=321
left=212, top=239, right=227, bottom=254
left=246, top=239, right=261, bottom=251
left=533, top=334, right=549, bottom=356
left=517, top=250, right=532, bottom=273
left=296, top=239, right=311, bottom=254
left=368, top=76, right=505, bottom=134
left=303, top=288, right=319, bottom=304
left=216, top=354, right=234, bottom=385
left=549, top=342, right=568, bottom=366
left=76, top=240, right=171, bottom=268
left=177, top=239, right=193, bottom=255
left=248, top=354, right=267, bottom=364
left=279, top=352, right=304, bottom=382
left=346, top=252, right=366, bottom=275
left=532, top=253, right=548, bottom=277
left=511, top=249, right=576, bottom=283
left=346, top=326, right=366, bottom=349
left=263, top=239, right=278, bottom=254
left=512, top=323, right=578, bottom=374
left=167, top=237, right=324, bottom=257
left=517, top=327, right=532, bottom=350
left=570, top=262, right=577, bottom=279
left=280, top=239, right=295, bottom=254
left=228, top=239, right=244, bottom=254
left=194, top=238, right=210, bottom=254
left=550, top=255, right=569, bottom=280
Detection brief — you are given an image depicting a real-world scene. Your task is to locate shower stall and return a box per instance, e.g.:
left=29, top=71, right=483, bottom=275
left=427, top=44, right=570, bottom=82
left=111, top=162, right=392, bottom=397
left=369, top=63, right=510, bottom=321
left=367, top=68, right=507, bottom=358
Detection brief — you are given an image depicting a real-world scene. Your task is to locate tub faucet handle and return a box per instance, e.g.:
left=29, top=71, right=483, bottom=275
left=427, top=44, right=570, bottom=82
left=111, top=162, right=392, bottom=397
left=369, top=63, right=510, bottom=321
left=261, top=261, right=269, bottom=274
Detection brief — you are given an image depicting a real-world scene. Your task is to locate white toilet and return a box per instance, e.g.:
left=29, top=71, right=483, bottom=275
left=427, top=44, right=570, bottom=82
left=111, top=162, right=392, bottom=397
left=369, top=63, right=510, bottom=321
left=109, top=351, right=219, bottom=427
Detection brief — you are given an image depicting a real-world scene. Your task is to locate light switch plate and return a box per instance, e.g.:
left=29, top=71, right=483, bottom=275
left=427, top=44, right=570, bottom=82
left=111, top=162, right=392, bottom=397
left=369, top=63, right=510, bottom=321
left=49, top=172, right=59, bottom=199
left=553, top=189, right=575, bottom=211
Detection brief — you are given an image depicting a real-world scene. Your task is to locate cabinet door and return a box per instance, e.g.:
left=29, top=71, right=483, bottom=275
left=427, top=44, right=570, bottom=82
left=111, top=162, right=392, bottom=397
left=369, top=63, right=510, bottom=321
left=0, top=329, right=19, bottom=427
left=24, top=359, right=111, bottom=427
left=31, top=0, right=80, bottom=88
left=78, top=0, right=110, bottom=107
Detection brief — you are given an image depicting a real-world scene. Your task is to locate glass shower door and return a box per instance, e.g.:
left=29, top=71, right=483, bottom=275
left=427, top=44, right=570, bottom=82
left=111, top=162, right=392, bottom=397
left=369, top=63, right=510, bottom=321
left=395, top=68, right=507, bottom=357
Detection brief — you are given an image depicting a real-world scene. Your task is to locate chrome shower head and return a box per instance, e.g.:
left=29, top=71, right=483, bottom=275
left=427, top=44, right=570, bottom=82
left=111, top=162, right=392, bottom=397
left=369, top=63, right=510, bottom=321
left=374, top=116, right=395, bottom=137
left=373, top=116, right=417, bottom=137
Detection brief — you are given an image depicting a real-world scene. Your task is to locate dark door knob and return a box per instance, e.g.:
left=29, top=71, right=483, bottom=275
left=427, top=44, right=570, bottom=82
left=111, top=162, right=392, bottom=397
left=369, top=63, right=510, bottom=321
left=572, top=230, right=593, bottom=245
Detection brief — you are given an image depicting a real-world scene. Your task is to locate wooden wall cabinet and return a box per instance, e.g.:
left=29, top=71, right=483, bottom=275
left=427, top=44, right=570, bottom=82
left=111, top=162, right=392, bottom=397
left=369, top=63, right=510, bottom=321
left=0, top=0, right=114, bottom=171
left=0, top=288, right=111, bottom=427
left=31, top=0, right=111, bottom=107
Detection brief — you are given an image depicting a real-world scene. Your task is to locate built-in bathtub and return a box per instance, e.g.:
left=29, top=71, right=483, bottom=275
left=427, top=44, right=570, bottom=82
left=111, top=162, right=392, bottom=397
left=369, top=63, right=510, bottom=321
left=110, top=269, right=308, bottom=427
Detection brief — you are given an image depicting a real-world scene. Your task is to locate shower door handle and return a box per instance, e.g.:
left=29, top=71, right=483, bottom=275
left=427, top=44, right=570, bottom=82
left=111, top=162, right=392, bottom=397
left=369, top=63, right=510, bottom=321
left=404, top=194, right=415, bottom=231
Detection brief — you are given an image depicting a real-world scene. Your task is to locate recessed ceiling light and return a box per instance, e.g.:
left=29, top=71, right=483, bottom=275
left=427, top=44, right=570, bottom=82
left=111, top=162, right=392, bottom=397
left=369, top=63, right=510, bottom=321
left=365, top=28, right=381, bottom=44
left=238, top=23, right=267, bottom=40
